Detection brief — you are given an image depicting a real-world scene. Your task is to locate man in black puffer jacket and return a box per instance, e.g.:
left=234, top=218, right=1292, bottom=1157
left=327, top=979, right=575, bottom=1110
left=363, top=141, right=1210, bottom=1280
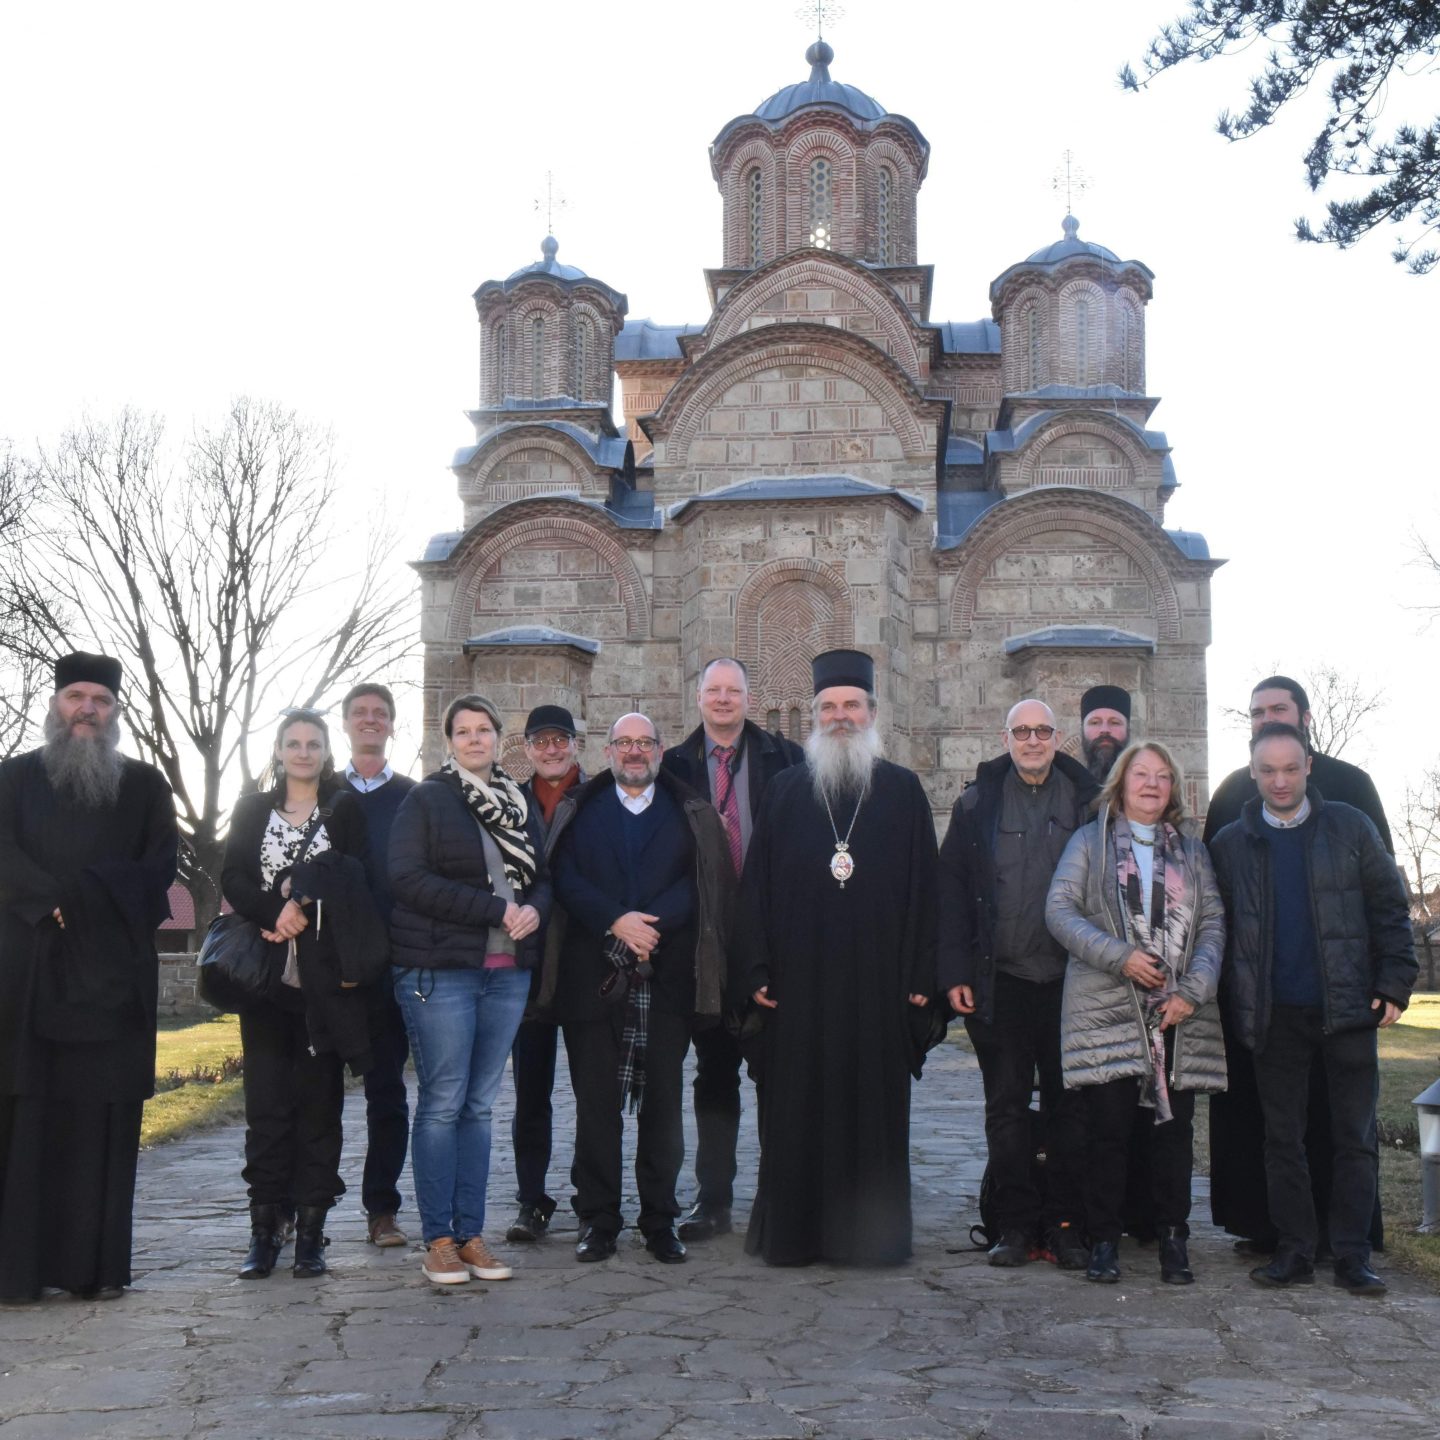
left=1210, top=722, right=1415, bottom=1298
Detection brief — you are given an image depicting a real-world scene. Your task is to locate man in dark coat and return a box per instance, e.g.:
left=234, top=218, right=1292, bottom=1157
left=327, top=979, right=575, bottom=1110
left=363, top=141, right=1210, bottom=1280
left=505, top=703, right=586, bottom=1243
left=1203, top=674, right=1393, bottom=1253
left=340, top=681, right=417, bottom=1249
left=1210, top=723, right=1414, bottom=1296
left=939, top=697, right=1100, bottom=1270
left=0, top=653, right=178, bottom=1301
left=661, top=657, right=803, bottom=1242
left=738, top=650, right=938, bottom=1266
left=547, top=712, right=734, bottom=1264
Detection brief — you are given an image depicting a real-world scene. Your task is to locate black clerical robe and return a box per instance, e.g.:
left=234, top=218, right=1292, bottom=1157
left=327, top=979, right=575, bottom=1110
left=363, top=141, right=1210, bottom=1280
left=0, top=750, right=178, bottom=1300
left=738, top=758, right=938, bottom=1266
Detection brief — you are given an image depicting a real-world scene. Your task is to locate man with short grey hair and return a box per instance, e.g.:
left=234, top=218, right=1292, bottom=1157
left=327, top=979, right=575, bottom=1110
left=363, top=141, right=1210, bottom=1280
left=939, top=698, right=1099, bottom=1269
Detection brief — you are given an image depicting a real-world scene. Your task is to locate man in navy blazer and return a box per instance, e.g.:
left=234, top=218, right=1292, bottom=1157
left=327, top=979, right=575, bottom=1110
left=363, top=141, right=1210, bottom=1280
left=661, top=657, right=802, bottom=1241
left=549, top=712, right=733, bottom=1264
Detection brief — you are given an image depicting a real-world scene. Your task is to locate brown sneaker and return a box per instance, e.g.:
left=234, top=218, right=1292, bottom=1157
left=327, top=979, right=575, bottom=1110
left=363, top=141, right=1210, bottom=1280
left=367, top=1213, right=408, bottom=1248
left=457, top=1235, right=513, bottom=1281
left=421, top=1238, right=469, bottom=1285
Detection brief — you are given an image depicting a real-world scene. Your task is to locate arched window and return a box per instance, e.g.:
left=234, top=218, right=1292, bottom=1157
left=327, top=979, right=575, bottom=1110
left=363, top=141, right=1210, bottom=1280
left=748, top=168, right=764, bottom=266
left=531, top=315, right=545, bottom=399
left=1026, top=307, right=1042, bottom=390
left=877, top=166, right=893, bottom=264
left=494, top=323, right=507, bottom=401
left=808, top=157, right=832, bottom=249
left=1075, top=298, right=1090, bottom=385
left=575, top=316, right=591, bottom=398
left=1117, top=305, right=1132, bottom=390
left=788, top=706, right=803, bottom=741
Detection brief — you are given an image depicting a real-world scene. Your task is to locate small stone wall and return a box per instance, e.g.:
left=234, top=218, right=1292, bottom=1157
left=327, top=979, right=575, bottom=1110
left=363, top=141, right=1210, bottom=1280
left=158, top=953, right=215, bottom=1018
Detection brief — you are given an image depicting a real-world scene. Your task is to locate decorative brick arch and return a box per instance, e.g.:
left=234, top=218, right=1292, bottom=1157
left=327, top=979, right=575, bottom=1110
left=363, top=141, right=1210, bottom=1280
left=445, top=512, right=650, bottom=641
left=786, top=131, right=858, bottom=253
left=721, top=139, right=780, bottom=267
left=1001, top=283, right=1052, bottom=392
left=1016, top=417, right=1150, bottom=490
left=656, top=326, right=934, bottom=464
left=707, top=256, right=923, bottom=374
left=946, top=494, right=1182, bottom=641
left=462, top=430, right=602, bottom=498
left=735, top=558, right=855, bottom=715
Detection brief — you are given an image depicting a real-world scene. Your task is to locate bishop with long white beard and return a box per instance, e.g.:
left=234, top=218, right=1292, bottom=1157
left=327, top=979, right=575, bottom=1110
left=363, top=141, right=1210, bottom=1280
left=736, top=650, right=939, bottom=1266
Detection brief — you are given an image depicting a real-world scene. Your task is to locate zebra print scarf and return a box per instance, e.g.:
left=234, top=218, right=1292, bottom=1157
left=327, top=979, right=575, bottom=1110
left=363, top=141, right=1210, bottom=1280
left=443, top=757, right=538, bottom=892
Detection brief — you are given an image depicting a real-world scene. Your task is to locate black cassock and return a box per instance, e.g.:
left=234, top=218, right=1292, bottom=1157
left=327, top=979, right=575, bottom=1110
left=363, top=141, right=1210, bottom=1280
left=0, top=750, right=177, bottom=1300
left=737, top=759, right=938, bottom=1266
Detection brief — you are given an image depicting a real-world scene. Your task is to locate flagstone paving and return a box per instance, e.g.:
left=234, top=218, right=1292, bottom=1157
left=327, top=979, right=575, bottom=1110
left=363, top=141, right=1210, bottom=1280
left=3, top=1041, right=1439, bottom=1438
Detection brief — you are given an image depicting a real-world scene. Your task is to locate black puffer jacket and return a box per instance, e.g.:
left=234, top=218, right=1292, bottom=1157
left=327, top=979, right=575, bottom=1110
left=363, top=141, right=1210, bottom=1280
left=1208, top=792, right=1415, bottom=1051
left=388, top=769, right=552, bottom=972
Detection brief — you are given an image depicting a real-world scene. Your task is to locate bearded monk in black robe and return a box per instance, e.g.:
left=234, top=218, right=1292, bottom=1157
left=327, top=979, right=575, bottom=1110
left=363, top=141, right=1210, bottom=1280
left=0, top=653, right=177, bottom=1301
left=738, top=650, right=939, bottom=1266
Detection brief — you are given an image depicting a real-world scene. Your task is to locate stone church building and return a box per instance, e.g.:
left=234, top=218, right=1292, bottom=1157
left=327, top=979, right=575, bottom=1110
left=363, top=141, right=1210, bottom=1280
left=415, top=41, right=1219, bottom=819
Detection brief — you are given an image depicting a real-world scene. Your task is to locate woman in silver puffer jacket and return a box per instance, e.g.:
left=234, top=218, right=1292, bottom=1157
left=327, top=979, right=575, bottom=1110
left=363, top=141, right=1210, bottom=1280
left=1045, top=740, right=1226, bottom=1287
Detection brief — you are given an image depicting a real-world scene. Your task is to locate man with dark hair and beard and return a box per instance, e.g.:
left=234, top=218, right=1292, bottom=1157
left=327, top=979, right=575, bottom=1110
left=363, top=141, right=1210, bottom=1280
left=737, top=650, right=939, bottom=1266
left=0, top=652, right=178, bottom=1301
left=1080, top=686, right=1131, bottom=784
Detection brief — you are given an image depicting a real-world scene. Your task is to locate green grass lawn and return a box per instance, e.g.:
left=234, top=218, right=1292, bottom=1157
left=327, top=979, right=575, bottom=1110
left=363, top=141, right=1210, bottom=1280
left=142, top=1013, right=245, bottom=1147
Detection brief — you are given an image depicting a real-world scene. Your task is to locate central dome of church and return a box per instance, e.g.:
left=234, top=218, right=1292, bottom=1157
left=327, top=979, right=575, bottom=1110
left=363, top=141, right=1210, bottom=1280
left=753, top=41, right=887, bottom=122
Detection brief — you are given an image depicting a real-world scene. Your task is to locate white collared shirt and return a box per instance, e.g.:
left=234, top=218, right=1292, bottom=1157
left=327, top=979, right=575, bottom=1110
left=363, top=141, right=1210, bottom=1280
left=616, top=782, right=655, bottom=815
left=1262, top=796, right=1312, bottom=829
left=346, top=760, right=394, bottom=793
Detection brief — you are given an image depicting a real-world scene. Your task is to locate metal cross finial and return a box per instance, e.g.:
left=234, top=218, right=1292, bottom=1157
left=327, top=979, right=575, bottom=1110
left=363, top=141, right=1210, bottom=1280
left=533, top=171, right=569, bottom=234
left=1052, top=150, right=1089, bottom=214
left=796, top=0, right=844, bottom=39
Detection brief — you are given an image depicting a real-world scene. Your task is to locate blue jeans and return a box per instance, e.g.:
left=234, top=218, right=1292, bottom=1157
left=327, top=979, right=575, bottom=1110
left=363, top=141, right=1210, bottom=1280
left=393, top=965, right=530, bottom=1244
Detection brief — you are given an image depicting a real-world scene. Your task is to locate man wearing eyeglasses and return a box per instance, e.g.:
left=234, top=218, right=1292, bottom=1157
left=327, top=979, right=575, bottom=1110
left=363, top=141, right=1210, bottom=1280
left=542, top=713, right=734, bottom=1263
left=503, top=705, right=587, bottom=1244
left=939, top=698, right=1100, bottom=1270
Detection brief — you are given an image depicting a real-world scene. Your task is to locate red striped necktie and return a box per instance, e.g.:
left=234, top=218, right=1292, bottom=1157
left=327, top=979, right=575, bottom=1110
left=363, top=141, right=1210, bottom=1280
left=713, top=744, right=743, bottom=876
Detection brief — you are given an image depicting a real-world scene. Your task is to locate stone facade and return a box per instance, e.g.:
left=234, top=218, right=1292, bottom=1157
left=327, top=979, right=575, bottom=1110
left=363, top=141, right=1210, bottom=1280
left=415, top=41, right=1220, bottom=824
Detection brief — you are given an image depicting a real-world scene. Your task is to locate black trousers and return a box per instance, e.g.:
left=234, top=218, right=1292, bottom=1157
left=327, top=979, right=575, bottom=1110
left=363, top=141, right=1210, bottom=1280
left=562, top=1008, right=689, bottom=1236
left=966, top=972, right=1085, bottom=1236
left=1082, top=1073, right=1196, bottom=1243
left=360, top=987, right=410, bottom=1217
left=1253, top=1005, right=1380, bottom=1263
left=511, top=1017, right=559, bottom=1208
left=690, top=1021, right=742, bottom=1210
left=240, top=1003, right=346, bottom=1209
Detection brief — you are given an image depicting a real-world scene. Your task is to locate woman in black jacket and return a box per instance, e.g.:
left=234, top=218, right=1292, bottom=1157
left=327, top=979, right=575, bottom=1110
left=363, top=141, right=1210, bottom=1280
left=222, top=708, right=374, bottom=1279
left=388, top=693, right=551, bottom=1286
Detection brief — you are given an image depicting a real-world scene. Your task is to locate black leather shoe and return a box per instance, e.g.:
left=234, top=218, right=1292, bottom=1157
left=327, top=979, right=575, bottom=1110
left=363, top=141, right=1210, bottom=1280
left=1250, top=1249, right=1315, bottom=1287
left=506, top=1201, right=555, bottom=1243
left=1086, top=1240, right=1121, bottom=1284
left=1159, top=1227, right=1194, bottom=1285
left=575, top=1226, right=617, bottom=1263
left=291, top=1206, right=330, bottom=1278
left=1046, top=1222, right=1089, bottom=1271
left=644, top=1228, right=687, bottom=1264
left=677, top=1203, right=733, bottom=1242
left=1332, top=1256, right=1387, bottom=1296
left=987, top=1229, right=1030, bottom=1268
left=239, top=1203, right=283, bottom=1279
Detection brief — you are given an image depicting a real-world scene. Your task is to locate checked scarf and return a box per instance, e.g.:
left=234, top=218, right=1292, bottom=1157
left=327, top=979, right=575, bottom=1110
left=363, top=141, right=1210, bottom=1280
left=601, top=932, right=652, bottom=1114
left=443, top=757, right=538, bottom=892
left=1113, top=813, right=1197, bottom=1124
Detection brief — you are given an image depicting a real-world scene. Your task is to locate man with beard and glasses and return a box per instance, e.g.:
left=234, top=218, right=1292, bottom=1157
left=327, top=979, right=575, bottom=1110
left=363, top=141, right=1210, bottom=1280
left=542, top=713, right=734, bottom=1264
left=939, top=698, right=1099, bottom=1271
left=0, top=653, right=178, bottom=1302
left=736, top=650, right=938, bottom=1266
left=1080, top=686, right=1131, bottom=784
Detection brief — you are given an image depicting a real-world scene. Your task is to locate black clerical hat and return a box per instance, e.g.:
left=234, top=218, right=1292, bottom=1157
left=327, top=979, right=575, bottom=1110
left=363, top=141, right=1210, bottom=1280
left=1080, top=685, right=1130, bottom=721
left=54, top=651, right=123, bottom=697
left=524, top=704, right=577, bottom=738
left=812, top=649, right=875, bottom=696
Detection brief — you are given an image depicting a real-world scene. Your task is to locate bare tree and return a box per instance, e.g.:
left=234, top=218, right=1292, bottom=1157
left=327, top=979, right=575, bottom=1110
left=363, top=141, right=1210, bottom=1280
left=1222, top=661, right=1385, bottom=761
left=25, top=400, right=418, bottom=928
left=1398, top=765, right=1440, bottom=990
left=0, top=442, right=55, bottom=758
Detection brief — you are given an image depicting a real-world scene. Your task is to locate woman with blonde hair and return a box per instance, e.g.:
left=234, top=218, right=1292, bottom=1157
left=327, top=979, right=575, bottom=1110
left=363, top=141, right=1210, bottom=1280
left=1045, top=740, right=1226, bottom=1286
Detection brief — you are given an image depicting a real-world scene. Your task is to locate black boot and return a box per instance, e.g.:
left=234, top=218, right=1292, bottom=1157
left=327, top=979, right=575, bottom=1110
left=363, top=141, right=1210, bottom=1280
left=1086, top=1240, right=1121, bottom=1283
left=1159, top=1226, right=1194, bottom=1285
left=239, top=1203, right=283, bottom=1279
left=292, top=1205, right=330, bottom=1278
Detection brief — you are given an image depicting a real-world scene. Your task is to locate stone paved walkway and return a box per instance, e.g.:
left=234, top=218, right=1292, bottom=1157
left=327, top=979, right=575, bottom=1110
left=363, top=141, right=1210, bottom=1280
left=3, top=1041, right=1440, bottom=1439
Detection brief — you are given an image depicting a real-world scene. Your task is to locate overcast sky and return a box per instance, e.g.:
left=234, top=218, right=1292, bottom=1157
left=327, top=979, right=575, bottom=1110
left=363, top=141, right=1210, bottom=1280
left=1, top=0, right=1435, bottom=821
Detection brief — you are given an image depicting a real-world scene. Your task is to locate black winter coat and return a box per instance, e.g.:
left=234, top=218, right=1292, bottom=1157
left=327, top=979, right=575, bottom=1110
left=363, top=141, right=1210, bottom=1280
left=222, top=784, right=374, bottom=1072
left=387, top=769, right=552, bottom=973
left=937, top=751, right=1101, bottom=1025
left=661, top=719, right=804, bottom=836
left=1208, top=793, right=1416, bottom=1051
